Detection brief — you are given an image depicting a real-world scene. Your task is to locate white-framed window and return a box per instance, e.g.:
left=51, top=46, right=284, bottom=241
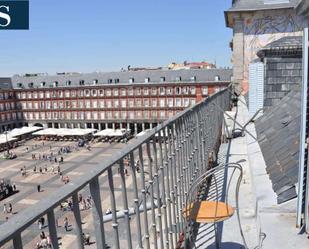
left=152, top=99, right=157, bottom=107
left=128, top=88, right=134, bottom=96
left=184, top=98, right=190, bottom=107
left=99, top=100, right=104, bottom=108
left=183, top=86, right=189, bottom=95
left=175, top=87, right=181, bottom=95
left=106, top=89, right=111, bottom=96
left=107, top=100, right=112, bottom=108
left=143, top=87, right=149, bottom=95
left=114, top=100, right=119, bottom=108
left=121, top=88, right=126, bottom=96
left=136, top=99, right=141, bottom=107
left=144, top=99, right=149, bottom=107
left=86, top=100, right=91, bottom=108
left=129, top=99, right=134, bottom=107
left=84, top=89, right=90, bottom=97
left=190, top=86, right=196, bottom=94
left=135, top=88, right=141, bottom=95
left=151, top=87, right=157, bottom=95
left=71, top=90, right=76, bottom=97
left=121, top=111, right=127, bottom=119
left=191, top=99, right=196, bottom=105
left=58, top=91, right=63, bottom=98
left=166, top=87, right=173, bottom=95
left=168, top=98, right=173, bottom=107
left=93, top=100, right=98, bottom=108
left=159, top=87, right=165, bottom=95
left=160, top=111, right=165, bottom=118
left=121, top=100, right=126, bottom=107
left=202, top=86, right=208, bottom=95
left=160, top=98, right=165, bottom=107
left=176, top=98, right=181, bottom=107
left=99, top=89, right=104, bottom=96
left=92, top=89, right=97, bottom=97
left=114, top=88, right=119, bottom=96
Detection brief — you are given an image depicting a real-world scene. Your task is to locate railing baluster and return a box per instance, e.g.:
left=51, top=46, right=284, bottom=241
left=107, top=168, right=120, bottom=249
left=47, top=210, right=59, bottom=249
left=89, top=176, right=107, bottom=249
left=152, top=139, right=164, bottom=249
left=129, top=152, right=143, bottom=248
left=13, top=233, right=22, bottom=249
left=163, top=126, right=176, bottom=248
left=72, top=192, right=84, bottom=249
left=138, top=146, right=151, bottom=249
left=146, top=142, right=158, bottom=249
left=158, top=130, right=170, bottom=248
left=119, top=159, right=133, bottom=249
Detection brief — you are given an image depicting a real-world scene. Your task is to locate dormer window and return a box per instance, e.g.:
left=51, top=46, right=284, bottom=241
left=17, top=83, right=23, bottom=88
left=79, top=80, right=85, bottom=86
left=53, top=81, right=58, bottom=87
left=108, top=79, right=113, bottom=84
left=176, top=76, right=181, bottom=82
left=145, top=77, right=150, bottom=83
left=129, top=78, right=134, bottom=83
left=66, top=80, right=71, bottom=86
left=40, top=82, right=46, bottom=87
left=160, top=77, right=165, bottom=82
left=28, top=82, right=34, bottom=88
left=114, top=78, right=120, bottom=83
left=215, top=75, right=220, bottom=81
left=190, top=76, right=196, bottom=81
left=93, top=79, right=98, bottom=85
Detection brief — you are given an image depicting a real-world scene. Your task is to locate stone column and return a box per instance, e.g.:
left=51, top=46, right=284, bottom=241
left=150, top=123, right=153, bottom=129
left=142, top=123, right=145, bottom=131
left=120, top=123, right=123, bottom=129
left=112, top=123, right=115, bottom=129
left=134, top=123, right=137, bottom=135
left=105, top=123, right=109, bottom=129
left=92, top=123, right=95, bottom=129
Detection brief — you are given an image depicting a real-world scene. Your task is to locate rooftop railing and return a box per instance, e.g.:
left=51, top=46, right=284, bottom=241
left=0, top=86, right=231, bottom=249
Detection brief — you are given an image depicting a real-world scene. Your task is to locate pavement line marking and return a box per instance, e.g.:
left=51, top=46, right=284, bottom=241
left=18, top=198, right=39, bottom=205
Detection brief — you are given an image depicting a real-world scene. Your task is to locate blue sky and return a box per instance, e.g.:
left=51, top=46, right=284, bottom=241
left=0, top=0, right=232, bottom=76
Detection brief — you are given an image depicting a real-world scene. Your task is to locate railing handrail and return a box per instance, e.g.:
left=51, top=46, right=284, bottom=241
left=0, top=85, right=231, bottom=246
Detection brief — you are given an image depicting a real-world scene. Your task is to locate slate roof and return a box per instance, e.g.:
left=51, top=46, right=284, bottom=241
left=227, top=0, right=300, bottom=12
left=0, top=78, right=13, bottom=89
left=10, top=68, right=233, bottom=89
left=255, top=87, right=301, bottom=204
left=257, top=36, right=302, bottom=58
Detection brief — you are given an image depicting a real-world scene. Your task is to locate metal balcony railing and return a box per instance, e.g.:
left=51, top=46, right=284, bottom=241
left=0, top=86, right=231, bottom=249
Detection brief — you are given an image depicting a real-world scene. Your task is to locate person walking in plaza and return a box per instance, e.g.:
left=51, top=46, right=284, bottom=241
left=39, top=167, right=43, bottom=174
left=37, top=184, right=41, bottom=192
left=8, top=203, right=12, bottom=214
left=3, top=204, right=7, bottom=214
left=63, top=217, right=69, bottom=231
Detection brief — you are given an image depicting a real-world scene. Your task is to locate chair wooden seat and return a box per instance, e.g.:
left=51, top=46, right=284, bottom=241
left=183, top=200, right=235, bottom=223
